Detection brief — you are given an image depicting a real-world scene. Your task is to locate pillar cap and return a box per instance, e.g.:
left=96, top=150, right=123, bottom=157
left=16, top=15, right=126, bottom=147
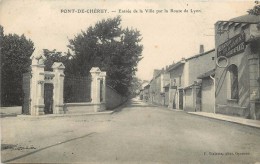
left=90, top=67, right=101, bottom=73
left=100, top=72, right=106, bottom=77
left=30, top=49, right=46, bottom=65
left=52, top=62, right=65, bottom=69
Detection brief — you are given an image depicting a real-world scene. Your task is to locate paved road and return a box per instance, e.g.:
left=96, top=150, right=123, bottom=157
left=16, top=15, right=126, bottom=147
left=1, top=99, right=260, bottom=163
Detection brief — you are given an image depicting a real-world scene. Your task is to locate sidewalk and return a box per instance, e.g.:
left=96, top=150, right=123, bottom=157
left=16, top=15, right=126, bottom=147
left=0, top=106, right=113, bottom=118
left=188, top=112, right=260, bottom=128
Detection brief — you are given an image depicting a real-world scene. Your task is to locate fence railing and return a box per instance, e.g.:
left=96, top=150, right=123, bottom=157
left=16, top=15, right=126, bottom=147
left=64, top=75, right=91, bottom=103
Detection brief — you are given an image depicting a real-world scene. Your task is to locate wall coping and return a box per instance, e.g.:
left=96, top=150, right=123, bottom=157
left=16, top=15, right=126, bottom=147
left=64, top=102, right=105, bottom=106
left=106, top=85, right=124, bottom=97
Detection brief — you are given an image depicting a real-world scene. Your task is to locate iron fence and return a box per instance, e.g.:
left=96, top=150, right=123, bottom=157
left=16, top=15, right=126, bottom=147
left=64, top=75, right=91, bottom=103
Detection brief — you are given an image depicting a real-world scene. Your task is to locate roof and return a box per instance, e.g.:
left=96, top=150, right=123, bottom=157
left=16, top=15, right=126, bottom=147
left=229, top=14, right=260, bottom=23
left=167, top=61, right=185, bottom=72
left=197, top=69, right=215, bottom=79
left=163, top=83, right=170, bottom=88
left=167, top=49, right=215, bottom=73
left=185, top=49, right=215, bottom=61
left=144, top=84, right=150, bottom=89
left=183, top=81, right=202, bottom=90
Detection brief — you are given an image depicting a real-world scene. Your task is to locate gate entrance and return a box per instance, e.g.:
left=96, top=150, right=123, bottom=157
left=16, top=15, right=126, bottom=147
left=44, top=83, right=53, bottom=114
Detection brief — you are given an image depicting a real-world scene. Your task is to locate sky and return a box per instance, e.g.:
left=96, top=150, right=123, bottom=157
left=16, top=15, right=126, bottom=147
left=0, top=0, right=255, bottom=80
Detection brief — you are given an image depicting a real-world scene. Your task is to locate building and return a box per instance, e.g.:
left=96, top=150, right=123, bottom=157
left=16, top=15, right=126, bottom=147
left=214, top=14, right=260, bottom=119
left=149, top=69, right=170, bottom=106
left=167, top=47, right=215, bottom=111
left=182, top=49, right=215, bottom=112
left=197, top=69, right=216, bottom=113
left=167, top=60, right=185, bottom=109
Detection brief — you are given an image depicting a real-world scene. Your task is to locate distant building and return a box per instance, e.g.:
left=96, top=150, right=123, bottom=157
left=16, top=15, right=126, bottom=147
left=149, top=69, right=170, bottom=106
left=167, top=60, right=185, bottom=109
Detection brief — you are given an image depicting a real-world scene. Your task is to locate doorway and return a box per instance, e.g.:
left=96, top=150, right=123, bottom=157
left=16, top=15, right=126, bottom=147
left=44, top=83, right=54, bottom=114
left=179, top=89, right=183, bottom=110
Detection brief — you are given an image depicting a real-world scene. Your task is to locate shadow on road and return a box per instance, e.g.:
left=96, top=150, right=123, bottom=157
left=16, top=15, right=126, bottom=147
left=2, top=132, right=96, bottom=163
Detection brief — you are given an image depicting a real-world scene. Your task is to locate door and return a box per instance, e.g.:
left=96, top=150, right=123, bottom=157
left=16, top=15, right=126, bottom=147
left=179, top=89, right=183, bottom=110
left=44, top=83, right=53, bottom=114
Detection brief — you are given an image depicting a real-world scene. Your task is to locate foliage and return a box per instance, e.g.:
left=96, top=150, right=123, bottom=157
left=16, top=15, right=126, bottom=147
left=1, top=25, right=34, bottom=106
left=43, top=49, right=72, bottom=71
left=247, top=1, right=260, bottom=15
left=129, top=76, right=143, bottom=97
left=68, top=16, right=143, bottom=96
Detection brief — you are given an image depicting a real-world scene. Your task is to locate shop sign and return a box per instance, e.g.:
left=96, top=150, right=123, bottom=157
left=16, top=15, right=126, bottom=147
left=217, top=31, right=246, bottom=58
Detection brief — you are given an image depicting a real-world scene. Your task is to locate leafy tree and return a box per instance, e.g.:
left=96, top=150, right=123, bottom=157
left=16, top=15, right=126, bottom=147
left=129, top=76, right=143, bottom=97
left=68, top=16, right=143, bottom=96
left=248, top=1, right=260, bottom=15
left=43, top=49, right=72, bottom=71
left=1, top=25, right=34, bottom=106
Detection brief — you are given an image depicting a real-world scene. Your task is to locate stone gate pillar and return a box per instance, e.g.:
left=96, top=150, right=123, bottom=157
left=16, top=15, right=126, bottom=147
left=52, top=62, right=65, bottom=114
left=90, top=67, right=107, bottom=112
left=30, top=55, right=45, bottom=116
left=90, top=67, right=101, bottom=104
left=100, top=72, right=107, bottom=103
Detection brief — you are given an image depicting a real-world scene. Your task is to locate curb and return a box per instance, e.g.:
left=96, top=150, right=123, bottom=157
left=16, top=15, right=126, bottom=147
left=0, top=113, right=18, bottom=118
left=188, top=112, right=260, bottom=129
left=16, top=111, right=114, bottom=118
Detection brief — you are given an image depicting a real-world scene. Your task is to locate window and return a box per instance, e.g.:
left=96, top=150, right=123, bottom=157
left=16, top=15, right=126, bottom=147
left=228, top=64, right=238, bottom=100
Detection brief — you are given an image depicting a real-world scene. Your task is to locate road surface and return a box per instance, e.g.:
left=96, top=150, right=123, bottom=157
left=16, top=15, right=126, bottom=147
left=1, top=99, right=260, bottom=163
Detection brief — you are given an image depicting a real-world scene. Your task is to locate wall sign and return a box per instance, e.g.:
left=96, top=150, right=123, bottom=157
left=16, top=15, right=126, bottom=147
left=217, top=31, right=246, bottom=58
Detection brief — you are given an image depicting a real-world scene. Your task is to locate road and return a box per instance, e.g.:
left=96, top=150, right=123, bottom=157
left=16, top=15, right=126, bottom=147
left=1, top=99, right=260, bottom=163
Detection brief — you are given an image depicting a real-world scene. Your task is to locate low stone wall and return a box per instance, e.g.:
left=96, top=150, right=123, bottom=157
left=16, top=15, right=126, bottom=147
left=216, top=104, right=249, bottom=118
left=106, top=85, right=127, bottom=110
left=65, top=85, right=126, bottom=113
left=64, top=102, right=106, bottom=114
left=0, top=106, right=22, bottom=115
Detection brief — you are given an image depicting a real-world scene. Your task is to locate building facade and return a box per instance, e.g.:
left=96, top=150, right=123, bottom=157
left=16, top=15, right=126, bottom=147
left=167, top=48, right=215, bottom=111
left=214, top=15, right=260, bottom=119
left=182, top=49, right=215, bottom=112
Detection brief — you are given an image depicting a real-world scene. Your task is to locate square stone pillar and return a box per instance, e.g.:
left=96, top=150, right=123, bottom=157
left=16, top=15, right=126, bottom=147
left=30, top=63, right=45, bottom=116
left=52, top=62, right=65, bottom=114
left=99, top=72, right=107, bottom=111
left=100, top=72, right=107, bottom=103
left=90, top=67, right=101, bottom=104
left=90, top=67, right=108, bottom=112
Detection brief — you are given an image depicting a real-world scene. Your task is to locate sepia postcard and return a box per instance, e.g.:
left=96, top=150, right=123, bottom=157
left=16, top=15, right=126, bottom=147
left=0, top=0, right=260, bottom=163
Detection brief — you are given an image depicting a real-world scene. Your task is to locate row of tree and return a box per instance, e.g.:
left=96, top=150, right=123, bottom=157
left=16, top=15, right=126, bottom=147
left=1, top=16, right=143, bottom=106
left=0, top=26, right=34, bottom=106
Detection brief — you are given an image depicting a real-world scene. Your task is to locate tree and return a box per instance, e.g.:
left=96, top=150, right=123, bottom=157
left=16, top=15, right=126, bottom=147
left=1, top=25, right=34, bottom=106
left=247, top=1, right=260, bottom=15
left=68, top=16, right=143, bottom=96
left=43, top=49, right=72, bottom=71
left=129, top=76, right=143, bottom=97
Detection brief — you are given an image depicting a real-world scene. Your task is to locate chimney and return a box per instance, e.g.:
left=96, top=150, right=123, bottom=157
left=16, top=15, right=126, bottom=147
left=199, top=45, right=204, bottom=54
